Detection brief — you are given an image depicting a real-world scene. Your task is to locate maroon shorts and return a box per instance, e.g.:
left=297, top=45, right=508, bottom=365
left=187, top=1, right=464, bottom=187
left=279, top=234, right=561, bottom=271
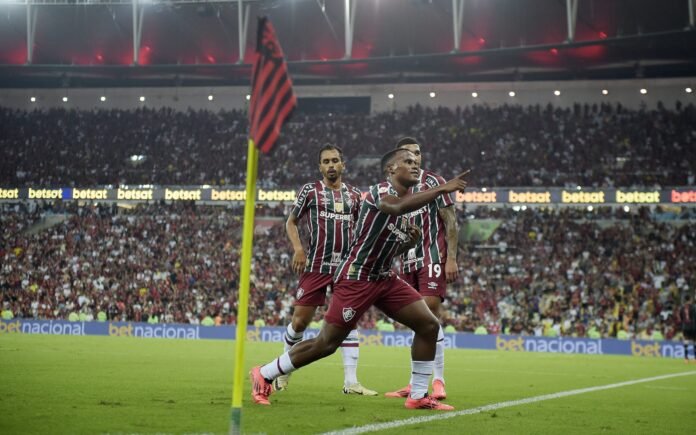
left=400, top=263, right=447, bottom=300
left=324, top=275, right=422, bottom=329
left=294, top=272, right=333, bottom=307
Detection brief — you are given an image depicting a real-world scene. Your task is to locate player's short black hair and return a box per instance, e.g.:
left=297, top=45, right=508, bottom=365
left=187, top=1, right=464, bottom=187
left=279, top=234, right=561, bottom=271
left=318, top=144, right=344, bottom=164
left=380, top=148, right=410, bottom=174
left=395, top=136, right=420, bottom=149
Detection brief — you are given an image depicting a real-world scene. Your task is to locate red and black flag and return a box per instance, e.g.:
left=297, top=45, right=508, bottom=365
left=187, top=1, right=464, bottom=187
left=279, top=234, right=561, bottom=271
left=249, top=17, right=297, bottom=154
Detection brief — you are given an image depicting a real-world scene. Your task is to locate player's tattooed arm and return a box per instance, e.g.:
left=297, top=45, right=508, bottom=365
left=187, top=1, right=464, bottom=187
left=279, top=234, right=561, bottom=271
left=439, top=206, right=459, bottom=283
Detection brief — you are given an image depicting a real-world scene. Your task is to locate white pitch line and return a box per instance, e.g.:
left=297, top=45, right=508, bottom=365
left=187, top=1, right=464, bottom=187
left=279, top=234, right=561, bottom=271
left=319, top=371, right=696, bottom=435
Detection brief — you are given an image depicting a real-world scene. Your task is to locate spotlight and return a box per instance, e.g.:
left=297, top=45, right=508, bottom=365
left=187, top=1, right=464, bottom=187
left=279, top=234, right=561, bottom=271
left=471, top=92, right=478, bottom=98
left=30, top=97, right=36, bottom=102
left=139, top=96, right=146, bottom=102
left=62, top=97, right=68, bottom=102
left=388, top=93, right=394, bottom=99
left=602, top=89, right=609, bottom=95
left=245, top=94, right=250, bottom=101
left=686, top=87, right=693, bottom=94
left=640, top=88, right=647, bottom=95
left=429, top=92, right=436, bottom=98
left=208, top=95, right=214, bottom=101
left=100, top=96, right=106, bottom=102
left=554, top=90, right=561, bottom=96
left=508, top=91, right=515, bottom=97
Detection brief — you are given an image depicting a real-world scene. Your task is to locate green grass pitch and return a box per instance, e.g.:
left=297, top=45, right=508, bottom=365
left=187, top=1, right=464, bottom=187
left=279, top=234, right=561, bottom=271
left=1, top=334, right=695, bottom=434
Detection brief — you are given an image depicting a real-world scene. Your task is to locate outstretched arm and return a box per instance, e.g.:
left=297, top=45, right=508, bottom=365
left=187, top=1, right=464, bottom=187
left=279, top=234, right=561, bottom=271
left=439, top=206, right=459, bottom=283
left=285, top=213, right=306, bottom=275
left=378, top=171, right=469, bottom=216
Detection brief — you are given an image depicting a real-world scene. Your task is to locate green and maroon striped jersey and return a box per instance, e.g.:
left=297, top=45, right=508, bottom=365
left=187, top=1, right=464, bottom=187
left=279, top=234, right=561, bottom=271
left=335, top=181, right=411, bottom=281
left=291, top=181, right=362, bottom=274
left=400, top=169, right=454, bottom=273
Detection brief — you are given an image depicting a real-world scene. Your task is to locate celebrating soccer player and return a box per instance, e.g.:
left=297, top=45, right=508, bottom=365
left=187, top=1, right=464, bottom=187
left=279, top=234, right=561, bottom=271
left=386, top=137, right=459, bottom=401
left=276, top=144, right=377, bottom=396
left=250, top=148, right=468, bottom=410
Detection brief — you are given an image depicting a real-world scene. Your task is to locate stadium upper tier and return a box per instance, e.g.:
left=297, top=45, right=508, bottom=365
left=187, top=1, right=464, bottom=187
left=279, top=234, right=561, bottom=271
left=2, top=103, right=695, bottom=188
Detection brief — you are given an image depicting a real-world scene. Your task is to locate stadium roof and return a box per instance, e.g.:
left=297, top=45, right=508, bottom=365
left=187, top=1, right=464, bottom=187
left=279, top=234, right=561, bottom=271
left=1, top=0, right=695, bottom=87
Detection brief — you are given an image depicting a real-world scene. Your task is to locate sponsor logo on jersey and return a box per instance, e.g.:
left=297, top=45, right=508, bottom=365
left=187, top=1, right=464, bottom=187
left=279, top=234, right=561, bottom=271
left=334, top=201, right=344, bottom=213
left=428, top=281, right=438, bottom=290
left=343, top=307, right=356, bottom=322
left=319, top=210, right=353, bottom=221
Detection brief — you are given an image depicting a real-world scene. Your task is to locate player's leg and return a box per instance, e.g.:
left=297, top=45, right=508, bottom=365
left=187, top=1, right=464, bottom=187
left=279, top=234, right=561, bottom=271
left=275, top=272, right=329, bottom=390
left=251, top=321, right=351, bottom=405
left=423, top=294, right=447, bottom=399
left=385, top=272, right=418, bottom=398
left=340, top=327, right=377, bottom=395
left=379, top=276, right=453, bottom=410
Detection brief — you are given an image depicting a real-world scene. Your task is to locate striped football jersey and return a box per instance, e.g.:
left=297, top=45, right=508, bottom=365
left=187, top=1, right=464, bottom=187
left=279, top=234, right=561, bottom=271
left=335, top=181, right=411, bottom=281
left=400, top=169, right=454, bottom=273
left=291, top=181, right=362, bottom=274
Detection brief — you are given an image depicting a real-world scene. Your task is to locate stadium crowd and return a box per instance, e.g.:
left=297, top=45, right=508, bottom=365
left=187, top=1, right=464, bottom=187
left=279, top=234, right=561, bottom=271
left=2, top=102, right=695, bottom=188
left=1, top=202, right=694, bottom=341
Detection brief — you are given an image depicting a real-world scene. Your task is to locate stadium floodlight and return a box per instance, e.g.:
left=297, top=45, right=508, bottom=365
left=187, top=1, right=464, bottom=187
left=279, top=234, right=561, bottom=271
left=208, top=95, right=214, bottom=101
left=100, top=96, right=106, bottom=102
left=471, top=92, right=479, bottom=98
left=30, top=97, right=36, bottom=102
left=139, top=96, right=146, bottom=102
left=481, top=187, right=487, bottom=192
left=429, top=92, right=436, bottom=98
left=508, top=91, right=515, bottom=97
left=554, top=90, right=561, bottom=96
left=587, top=205, right=594, bottom=212
left=576, top=185, right=582, bottom=190
left=62, top=97, right=68, bottom=102
left=387, top=93, right=394, bottom=99
left=521, top=205, right=527, bottom=211
left=623, top=205, right=630, bottom=212
left=640, top=88, right=647, bottom=95
left=686, top=87, right=693, bottom=94
left=602, top=89, right=609, bottom=95
left=245, top=94, right=250, bottom=100
left=512, top=206, right=521, bottom=212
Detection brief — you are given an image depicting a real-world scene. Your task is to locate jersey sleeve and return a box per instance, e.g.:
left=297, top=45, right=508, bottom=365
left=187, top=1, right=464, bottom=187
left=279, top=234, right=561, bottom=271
left=425, top=173, right=454, bottom=208
left=291, top=183, right=314, bottom=219
left=368, top=182, right=398, bottom=210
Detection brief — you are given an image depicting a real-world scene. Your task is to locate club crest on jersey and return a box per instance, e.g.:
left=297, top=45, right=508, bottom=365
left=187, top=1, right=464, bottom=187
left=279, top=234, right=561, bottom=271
left=345, top=195, right=353, bottom=209
left=342, top=307, right=356, bottom=322
left=296, top=288, right=305, bottom=299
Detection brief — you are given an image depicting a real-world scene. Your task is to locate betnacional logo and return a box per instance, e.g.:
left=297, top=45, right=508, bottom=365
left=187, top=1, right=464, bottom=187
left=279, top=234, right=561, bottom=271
left=671, top=190, right=696, bottom=203
left=561, top=191, right=606, bottom=204
left=496, top=336, right=603, bottom=354
left=615, top=190, right=660, bottom=203
left=508, top=191, right=551, bottom=203
left=631, top=341, right=661, bottom=357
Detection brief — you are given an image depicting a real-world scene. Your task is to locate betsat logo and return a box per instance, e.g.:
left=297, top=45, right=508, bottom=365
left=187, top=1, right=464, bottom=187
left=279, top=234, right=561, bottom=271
left=108, top=322, right=199, bottom=339
left=496, top=336, right=603, bottom=354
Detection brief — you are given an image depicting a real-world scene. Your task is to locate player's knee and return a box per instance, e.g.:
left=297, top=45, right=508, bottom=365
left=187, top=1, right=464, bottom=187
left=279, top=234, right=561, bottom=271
left=316, top=336, right=340, bottom=357
left=415, top=316, right=440, bottom=340
left=292, top=317, right=309, bottom=332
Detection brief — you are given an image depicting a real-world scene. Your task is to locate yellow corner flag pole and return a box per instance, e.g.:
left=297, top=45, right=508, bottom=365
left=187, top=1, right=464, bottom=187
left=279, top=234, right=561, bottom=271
left=229, top=138, right=259, bottom=435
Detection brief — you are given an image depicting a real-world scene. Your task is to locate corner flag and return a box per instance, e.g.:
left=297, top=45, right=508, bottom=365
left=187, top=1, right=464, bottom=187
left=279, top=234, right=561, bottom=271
left=229, top=16, right=296, bottom=435
left=249, top=17, right=297, bottom=154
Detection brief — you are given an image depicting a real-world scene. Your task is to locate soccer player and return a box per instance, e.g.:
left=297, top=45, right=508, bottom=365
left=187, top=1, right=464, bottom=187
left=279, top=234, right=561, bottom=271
left=386, top=137, right=459, bottom=400
left=679, top=295, right=696, bottom=363
left=276, top=144, right=377, bottom=396
left=250, top=148, right=468, bottom=410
